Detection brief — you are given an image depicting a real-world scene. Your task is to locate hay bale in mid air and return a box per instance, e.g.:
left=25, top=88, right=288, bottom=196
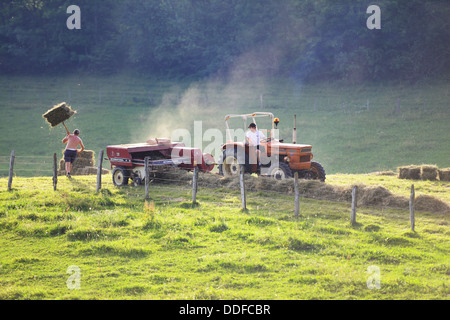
left=398, top=165, right=421, bottom=180
left=42, top=102, right=76, bottom=127
left=438, top=168, right=450, bottom=181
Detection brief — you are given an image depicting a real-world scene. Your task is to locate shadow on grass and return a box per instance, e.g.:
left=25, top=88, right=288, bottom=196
left=179, top=201, right=200, bottom=209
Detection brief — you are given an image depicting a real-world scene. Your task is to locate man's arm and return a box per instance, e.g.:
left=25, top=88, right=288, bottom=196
left=78, top=140, right=85, bottom=154
left=259, top=134, right=268, bottom=144
left=245, top=131, right=252, bottom=145
left=62, top=135, right=69, bottom=143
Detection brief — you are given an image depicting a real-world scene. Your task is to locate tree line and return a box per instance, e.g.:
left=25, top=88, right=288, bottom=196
left=0, top=0, right=449, bottom=82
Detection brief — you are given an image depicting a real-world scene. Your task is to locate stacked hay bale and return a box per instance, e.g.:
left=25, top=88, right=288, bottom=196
left=438, top=168, right=450, bottom=181
left=398, top=164, right=448, bottom=181
left=58, top=150, right=110, bottom=176
left=420, top=165, right=438, bottom=181
left=398, top=165, right=421, bottom=180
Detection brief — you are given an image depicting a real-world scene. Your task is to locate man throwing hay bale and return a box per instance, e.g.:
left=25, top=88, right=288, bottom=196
left=42, top=102, right=84, bottom=178
left=62, top=129, right=85, bottom=178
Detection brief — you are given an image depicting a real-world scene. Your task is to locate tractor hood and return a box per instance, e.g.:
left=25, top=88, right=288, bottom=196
left=271, top=142, right=312, bottom=149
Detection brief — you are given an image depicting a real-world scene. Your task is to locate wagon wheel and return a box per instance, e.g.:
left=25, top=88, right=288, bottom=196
left=133, top=177, right=142, bottom=187
left=112, top=167, right=130, bottom=186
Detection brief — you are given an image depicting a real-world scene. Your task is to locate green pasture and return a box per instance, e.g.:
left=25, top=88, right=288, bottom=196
left=0, top=174, right=448, bottom=299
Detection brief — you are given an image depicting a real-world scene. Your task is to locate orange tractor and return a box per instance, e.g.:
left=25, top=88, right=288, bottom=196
left=218, top=112, right=325, bottom=181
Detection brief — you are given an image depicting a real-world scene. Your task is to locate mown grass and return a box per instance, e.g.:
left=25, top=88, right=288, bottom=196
left=328, top=173, right=450, bottom=204
left=0, top=174, right=448, bottom=300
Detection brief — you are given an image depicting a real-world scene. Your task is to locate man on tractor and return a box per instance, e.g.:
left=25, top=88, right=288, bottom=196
left=219, top=112, right=326, bottom=181
left=246, top=122, right=266, bottom=167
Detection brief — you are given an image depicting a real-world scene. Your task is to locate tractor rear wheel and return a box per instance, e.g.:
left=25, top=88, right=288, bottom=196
left=305, top=161, right=326, bottom=182
left=218, top=148, right=248, bottom=177
left=112, top=166, right=130, bottom=186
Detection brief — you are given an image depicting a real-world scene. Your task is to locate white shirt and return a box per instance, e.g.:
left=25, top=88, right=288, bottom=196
left=246, top=130, right=265, bottom=146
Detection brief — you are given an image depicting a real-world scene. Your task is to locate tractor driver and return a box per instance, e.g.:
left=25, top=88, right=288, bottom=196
left=246, top=123, right=265, bottom=166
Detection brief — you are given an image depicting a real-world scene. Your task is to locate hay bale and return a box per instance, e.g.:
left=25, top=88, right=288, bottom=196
left=42, top=102, right=76, bottom=127
left=79, top=150, right=95, bottom=160
left=398, top=165, right=421, bottom=180
left=59, top=159, right=65, bottom=171
left=438, top=168, right=450, bottom=182
left=87, top=167, right=98, bottom=175
left=73, top=157, right=94, bottom=168
left=421, top=165, right=438, bottom=181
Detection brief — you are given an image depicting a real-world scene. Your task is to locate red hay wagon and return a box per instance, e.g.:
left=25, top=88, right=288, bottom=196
left=106, top=138, right=215, bottom=186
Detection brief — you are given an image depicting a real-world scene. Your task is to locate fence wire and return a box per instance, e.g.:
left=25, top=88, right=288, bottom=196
left=0, top=155, right=54, bottom=177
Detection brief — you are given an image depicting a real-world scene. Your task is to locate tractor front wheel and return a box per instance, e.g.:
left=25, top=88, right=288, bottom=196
left=264, top=162, right=293, bottom=180
left=112, top=166, right=130, bottom=186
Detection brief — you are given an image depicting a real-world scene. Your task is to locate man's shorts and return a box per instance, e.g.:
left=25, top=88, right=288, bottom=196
left=64, top=149, right=78, bottom=163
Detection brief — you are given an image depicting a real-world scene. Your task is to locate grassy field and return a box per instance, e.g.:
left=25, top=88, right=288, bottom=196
left=0, top=74, right=449, bottom=176
left=0, top=173, right=448, bottom=300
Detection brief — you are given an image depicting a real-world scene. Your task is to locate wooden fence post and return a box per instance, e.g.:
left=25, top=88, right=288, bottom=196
left=351, top=186, right=357, bottom=225
left=240, top=164, right=246, bottom=210
left=294, top=172, right=299, bottom=217
left=8, top=150, right=15, bottom=191
left=53, top=153, right=57, bottom=191
left=192, top=163, right=199, bottom=204
left=96, top=150, right=104, bottom=192
left=145, top=157, right=150, bottom=199
left=410, top=184, right=415, bottom=232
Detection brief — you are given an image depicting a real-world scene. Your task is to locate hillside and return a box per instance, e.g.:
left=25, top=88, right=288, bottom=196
left=1, top=75, right=449, bottom=177
left=0, top=173, right=448, bottom=300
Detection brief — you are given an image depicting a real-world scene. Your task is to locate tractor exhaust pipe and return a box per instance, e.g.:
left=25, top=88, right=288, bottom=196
left=293, top=114, right=297, bottom=144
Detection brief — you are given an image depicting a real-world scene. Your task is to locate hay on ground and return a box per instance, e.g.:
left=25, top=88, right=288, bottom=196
left=421, top=165, right=438, bottom=181
left=372, top=171, right=396, bottom=176
left=415, top=195, right=449, bottom=214
left=398, top=165, right=421, bottom=180
left=42, top=102, right=76, bottom=127
left=438, top=168, right=450, bottom=182
left=154, top=169, right=449, bottom=214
